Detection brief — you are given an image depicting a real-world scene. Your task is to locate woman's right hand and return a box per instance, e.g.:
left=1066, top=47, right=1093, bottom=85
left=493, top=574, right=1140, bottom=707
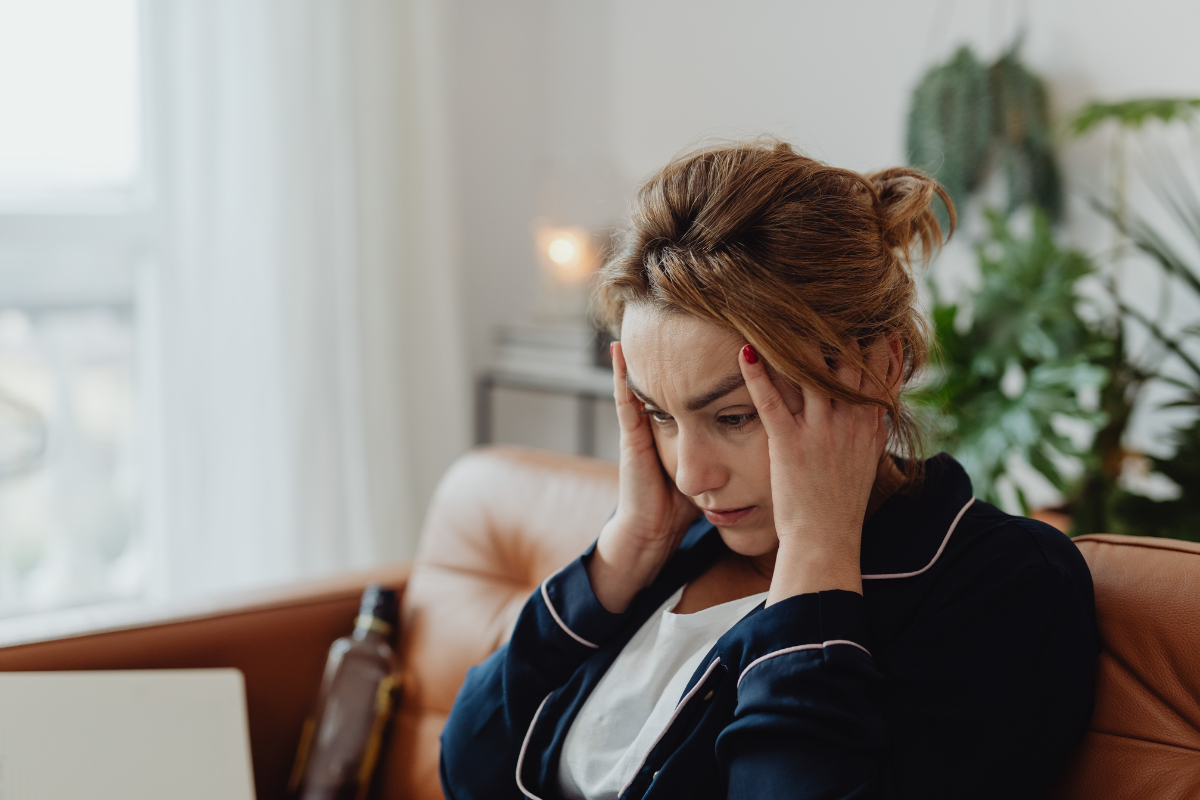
left=587, top=341, right=698, bottom=613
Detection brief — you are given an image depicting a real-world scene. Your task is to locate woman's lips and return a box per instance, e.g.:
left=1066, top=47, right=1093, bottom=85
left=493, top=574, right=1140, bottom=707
left=702, top=506, right=755, bottom=526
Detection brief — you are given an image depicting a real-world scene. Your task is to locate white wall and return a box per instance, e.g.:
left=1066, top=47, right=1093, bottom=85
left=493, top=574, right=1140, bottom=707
left=443, top=0, right=1200, bottom=469
left=606, top=0, right=1200, bottom=178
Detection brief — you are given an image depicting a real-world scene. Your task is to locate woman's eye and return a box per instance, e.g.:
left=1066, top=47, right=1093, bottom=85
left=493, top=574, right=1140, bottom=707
left=645, top=410, right=673, bottom=424
left=719, top=413, right=758, bottom=430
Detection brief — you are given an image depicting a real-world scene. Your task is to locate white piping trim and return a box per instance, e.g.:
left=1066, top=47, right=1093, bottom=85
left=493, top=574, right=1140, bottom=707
left=737, top=640, right=871, bottom=688
left=618, top=657, right=722, bottom=797
left=541, top=578, right=599, bottom=649
left=521, top=496, right=976, bottom=795
left=515, top=693, right=552, bottom=800
left=862, top=496, right=976, bottom=580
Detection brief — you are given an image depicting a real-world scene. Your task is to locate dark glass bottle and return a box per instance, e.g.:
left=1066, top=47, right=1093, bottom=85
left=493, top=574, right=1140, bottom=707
left=289, top=585, right=400, bottom=800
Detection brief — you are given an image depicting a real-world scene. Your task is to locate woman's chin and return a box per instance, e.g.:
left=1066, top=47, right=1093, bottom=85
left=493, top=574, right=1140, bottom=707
left=715, top=523, right=778, bottom=558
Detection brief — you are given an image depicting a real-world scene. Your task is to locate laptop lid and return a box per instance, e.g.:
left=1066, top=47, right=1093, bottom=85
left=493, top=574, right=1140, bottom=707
left=0, top=669, right=257, bottom=800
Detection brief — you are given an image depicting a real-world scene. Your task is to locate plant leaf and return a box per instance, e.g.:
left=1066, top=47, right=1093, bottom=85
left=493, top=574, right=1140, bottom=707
left=1068, top=97, right=1200, bottom=136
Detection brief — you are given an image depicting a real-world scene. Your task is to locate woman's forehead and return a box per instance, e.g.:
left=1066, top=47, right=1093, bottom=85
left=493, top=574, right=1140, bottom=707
left=620, top=306, right=745, bottom=408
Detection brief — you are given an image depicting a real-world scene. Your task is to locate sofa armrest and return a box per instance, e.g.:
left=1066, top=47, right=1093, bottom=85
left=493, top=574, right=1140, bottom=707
left=0, top=563, right=410, bottom=800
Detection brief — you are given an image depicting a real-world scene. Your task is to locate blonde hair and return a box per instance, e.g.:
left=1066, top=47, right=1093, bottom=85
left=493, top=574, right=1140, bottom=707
left=592, top=137, right=954, bottom=485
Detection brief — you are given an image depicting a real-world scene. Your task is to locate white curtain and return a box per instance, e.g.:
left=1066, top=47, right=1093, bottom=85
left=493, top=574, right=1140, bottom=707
left=141, top=0, right=470, bottom=599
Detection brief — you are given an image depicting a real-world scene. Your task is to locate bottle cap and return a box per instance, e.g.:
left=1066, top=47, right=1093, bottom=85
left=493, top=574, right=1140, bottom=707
left=356, top=584, right=399, bottom=639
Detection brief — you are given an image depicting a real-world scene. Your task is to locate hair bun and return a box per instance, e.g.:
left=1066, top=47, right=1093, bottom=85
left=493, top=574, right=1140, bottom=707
left=867, top=167, right=955, bottom=265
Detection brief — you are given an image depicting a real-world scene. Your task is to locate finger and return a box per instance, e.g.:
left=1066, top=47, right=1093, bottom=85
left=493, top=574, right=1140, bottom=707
left=611, top=342, right=644, bottom=434
left=798, top=379, right=833, bottom=427
left=846, top=382, right=882, bottom=433
left=832, top=357, right=862, bottom=412
left=795, top=340, right=834, bottom=426
left=738, top=344, right=798, bottom=441
left=852, top=340, right=893, bottom=427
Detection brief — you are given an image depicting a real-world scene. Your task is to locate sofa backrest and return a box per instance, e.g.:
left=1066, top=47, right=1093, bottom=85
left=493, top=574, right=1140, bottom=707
left=390, top=447, right=1200, bottom=800
left=1046, top=534, right=1200, bottom=799
left=382, top=447, right=618, bottom=799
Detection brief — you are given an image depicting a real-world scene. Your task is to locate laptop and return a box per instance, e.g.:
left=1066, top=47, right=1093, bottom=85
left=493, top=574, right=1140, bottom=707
left=0, top=669, right=257, bottom=800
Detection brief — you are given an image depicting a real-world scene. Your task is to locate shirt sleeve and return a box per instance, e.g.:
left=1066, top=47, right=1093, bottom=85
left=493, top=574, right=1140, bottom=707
left=439, top=544, right=631, bottom=800
left=716, top=589, right=887, bottom=798
left=716, top=564, right=1097, bottom=799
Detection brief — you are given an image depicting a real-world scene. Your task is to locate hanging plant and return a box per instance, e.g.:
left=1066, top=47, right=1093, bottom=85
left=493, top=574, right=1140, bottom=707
left=906, top=42, right=1062, bottom=223
left=906, top=46, right=992, bottom=227
left=989, top=48, right=1061, bottom=219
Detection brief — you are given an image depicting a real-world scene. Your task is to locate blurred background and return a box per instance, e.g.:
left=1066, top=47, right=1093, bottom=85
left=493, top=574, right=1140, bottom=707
left=1, top=0, right=1198, bottom=627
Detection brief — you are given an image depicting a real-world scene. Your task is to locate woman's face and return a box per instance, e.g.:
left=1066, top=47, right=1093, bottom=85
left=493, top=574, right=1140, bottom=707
left=619, top=304, right=803, bottom=558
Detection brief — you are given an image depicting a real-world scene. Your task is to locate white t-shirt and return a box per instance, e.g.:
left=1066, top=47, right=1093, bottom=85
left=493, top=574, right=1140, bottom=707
left=557, top=586, right=768, bottom=800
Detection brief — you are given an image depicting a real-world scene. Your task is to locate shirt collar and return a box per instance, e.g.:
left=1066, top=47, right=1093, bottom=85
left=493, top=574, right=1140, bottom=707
left=860, top=453, right=975, bottom=578
left=677, top=452, right=976, bottom=580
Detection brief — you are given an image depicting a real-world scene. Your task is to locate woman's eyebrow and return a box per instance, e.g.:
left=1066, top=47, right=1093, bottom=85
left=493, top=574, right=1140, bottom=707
left=684, top=373, right=745, bottom=411
left=624, top=378, right=659, bottom=408
left=625, top=373, right=746, bottom=413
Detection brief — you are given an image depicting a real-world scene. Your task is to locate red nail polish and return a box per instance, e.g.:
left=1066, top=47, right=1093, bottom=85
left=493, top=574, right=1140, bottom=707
left=742, top=344, right=758, bottom=364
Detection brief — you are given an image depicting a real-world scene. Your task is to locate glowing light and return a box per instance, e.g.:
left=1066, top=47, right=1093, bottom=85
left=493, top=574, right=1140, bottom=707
left=547, top=236, right=578, bottom=266
left=533, top=223, right=593, bottom=287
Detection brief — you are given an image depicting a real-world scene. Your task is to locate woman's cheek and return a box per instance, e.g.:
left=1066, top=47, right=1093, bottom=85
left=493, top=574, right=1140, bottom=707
left=740, top=424, right=773, bottom=493
left=651, top=425, right=679, bottom=481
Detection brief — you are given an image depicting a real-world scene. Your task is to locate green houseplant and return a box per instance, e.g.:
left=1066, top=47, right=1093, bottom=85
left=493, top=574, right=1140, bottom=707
left=908, top=41, right=1200, bottom=538
left=916, top=210, right=1108, bottom=512
left=1066, top=98, right=1200, bottom=540
left=907, top=44, right=1100, bottom=515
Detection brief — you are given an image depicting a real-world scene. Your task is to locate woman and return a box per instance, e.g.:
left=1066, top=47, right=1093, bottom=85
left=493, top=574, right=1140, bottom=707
left=440, top=139, right=1098, bottom=799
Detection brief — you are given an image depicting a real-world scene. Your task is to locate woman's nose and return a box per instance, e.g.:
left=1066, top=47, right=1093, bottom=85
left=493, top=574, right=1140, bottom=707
left=672, top=431, right=729, bottom=498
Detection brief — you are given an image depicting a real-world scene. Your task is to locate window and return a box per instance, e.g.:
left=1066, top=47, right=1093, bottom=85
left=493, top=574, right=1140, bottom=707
left=0, top=0, right=141, bottom=208
left=0, top=0, right=146, bottom=616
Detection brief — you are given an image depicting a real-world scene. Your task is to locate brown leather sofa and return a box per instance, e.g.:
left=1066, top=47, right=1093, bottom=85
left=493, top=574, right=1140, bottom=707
left=0, top=446, right=1197, bottom=799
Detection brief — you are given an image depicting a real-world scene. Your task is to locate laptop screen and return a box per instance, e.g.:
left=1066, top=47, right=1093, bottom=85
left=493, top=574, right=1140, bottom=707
left=0, top=669, right=257, bottom=800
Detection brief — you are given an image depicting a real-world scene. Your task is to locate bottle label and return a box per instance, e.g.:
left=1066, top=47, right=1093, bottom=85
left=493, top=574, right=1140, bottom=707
left=354, top=615, right=393, bottom=638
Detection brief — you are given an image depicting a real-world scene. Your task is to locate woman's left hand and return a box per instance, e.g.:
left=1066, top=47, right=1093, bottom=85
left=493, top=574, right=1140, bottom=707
left=737, top=343, right=888, bottom=605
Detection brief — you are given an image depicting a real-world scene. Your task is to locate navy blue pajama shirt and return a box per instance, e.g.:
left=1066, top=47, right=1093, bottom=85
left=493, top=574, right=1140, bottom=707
left=439, top=454, right=1099, bottom=799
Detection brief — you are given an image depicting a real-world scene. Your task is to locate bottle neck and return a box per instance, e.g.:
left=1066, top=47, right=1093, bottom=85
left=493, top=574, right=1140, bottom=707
left=352, top=614, right=393, bottom=641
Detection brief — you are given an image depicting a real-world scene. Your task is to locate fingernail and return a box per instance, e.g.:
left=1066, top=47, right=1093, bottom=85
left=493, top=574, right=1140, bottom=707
left=610, top=342, right=616, bottom=358
left=742, top=344, right=758, bottom=364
